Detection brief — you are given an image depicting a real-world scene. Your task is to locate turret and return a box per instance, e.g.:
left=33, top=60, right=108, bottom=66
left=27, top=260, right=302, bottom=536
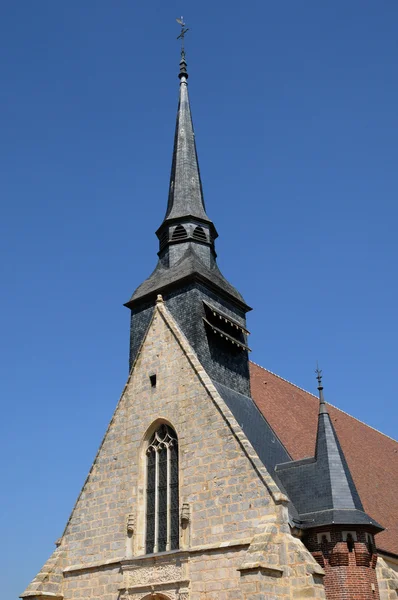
left=275, top=368, right=383, bottom=599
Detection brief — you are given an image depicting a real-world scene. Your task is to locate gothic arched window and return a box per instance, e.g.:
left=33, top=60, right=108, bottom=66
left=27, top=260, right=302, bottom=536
left=146, top=424, right=179, bottom=554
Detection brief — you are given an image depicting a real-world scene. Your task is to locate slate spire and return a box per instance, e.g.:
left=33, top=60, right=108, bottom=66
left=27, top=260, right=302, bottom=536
left=161, top=42, right=212, bottom=226
left=275, top=368, right=383, bottom=531
left=313, top=368, right=364, bottom=511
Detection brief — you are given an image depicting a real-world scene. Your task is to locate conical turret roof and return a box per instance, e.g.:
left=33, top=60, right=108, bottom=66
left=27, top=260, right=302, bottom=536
left=275, top=370, right=383, bottom=531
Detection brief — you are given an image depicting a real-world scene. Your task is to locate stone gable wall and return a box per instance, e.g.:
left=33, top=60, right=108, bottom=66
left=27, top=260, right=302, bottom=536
left=22, top=301, right=326, bottom=600
left=62, top=302, right=274, bottom=568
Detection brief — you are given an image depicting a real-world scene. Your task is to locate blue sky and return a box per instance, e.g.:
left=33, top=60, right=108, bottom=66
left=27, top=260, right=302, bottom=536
left=1, top=1, right=397, bottom=597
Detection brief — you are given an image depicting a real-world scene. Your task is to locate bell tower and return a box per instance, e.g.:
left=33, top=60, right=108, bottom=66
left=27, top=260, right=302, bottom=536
left=125, top=24, right=252, bottom=395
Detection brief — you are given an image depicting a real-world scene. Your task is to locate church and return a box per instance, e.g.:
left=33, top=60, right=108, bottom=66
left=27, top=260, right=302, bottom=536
left=21, top=38, right=398, bottom=600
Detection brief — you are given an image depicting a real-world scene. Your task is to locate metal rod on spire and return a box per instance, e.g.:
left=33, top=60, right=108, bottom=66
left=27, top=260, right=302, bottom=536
left=315, top=362, right=323, bottom=390
left=315, top=363, right=328, bottom=415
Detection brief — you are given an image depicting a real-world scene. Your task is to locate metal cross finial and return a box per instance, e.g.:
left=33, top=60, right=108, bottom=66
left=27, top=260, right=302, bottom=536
left=176, top=16, right=189, bottom=57
left=315, top=363, right=323, bottom=388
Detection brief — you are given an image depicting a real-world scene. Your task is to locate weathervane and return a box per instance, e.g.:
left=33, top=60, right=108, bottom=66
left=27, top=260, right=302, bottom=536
left=176, top=16, right=189, bottom=57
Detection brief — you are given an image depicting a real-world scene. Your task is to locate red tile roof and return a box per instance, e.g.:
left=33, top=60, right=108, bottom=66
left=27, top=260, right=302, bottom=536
left=249, top=361, right=398, bottom=557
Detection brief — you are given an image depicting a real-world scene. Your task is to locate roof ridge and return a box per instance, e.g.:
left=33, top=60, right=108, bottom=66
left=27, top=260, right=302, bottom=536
left=249, top=360, right=398, bottom=445
left=250, top=360, right=319, bottom=399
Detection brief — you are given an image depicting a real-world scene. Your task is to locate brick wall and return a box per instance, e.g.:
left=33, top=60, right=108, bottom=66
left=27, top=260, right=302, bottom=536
left=305, top=527, right=380, bottom=600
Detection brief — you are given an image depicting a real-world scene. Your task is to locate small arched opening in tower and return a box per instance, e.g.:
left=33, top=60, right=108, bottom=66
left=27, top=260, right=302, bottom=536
left=192, top=225, right=207, bottom=242
left=171, top=224, right=188, bottom=241
left=202, top=301, right=251, bottom=353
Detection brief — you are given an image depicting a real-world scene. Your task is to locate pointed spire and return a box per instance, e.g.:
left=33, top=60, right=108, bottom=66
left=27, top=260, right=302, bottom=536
left=314, top=368, right=365, bottom=512
left=126, top=21, right=250, bottom=323
left=275, top=367, right=383, bottom=532
left=126, top=21, right=251, bottom=394
left=161, top=20, right=211, bottom=225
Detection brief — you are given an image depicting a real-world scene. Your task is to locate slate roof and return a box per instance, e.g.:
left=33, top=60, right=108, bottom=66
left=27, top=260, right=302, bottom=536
left=212, top=377, right=381, bottom=533
left=249, top=362, right=398, bottom=556
left=163, top=58, right=210, bottom=224
left=212, top=382, right=291, bottom=470
left=275, top=390, right=382, bottom=531
left=212, top=380, right=299, bottom=522
left=127, top=246, right=247, bottom=306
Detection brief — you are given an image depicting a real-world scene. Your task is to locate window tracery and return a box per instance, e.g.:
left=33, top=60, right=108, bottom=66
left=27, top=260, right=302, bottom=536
left=146, top=424, right=179, bottom=554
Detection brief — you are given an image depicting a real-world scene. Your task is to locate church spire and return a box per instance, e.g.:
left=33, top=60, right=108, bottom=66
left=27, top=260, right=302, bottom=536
left=126, top=25, right=251, bottom=395
left=160, top=19, right=212, bottom=226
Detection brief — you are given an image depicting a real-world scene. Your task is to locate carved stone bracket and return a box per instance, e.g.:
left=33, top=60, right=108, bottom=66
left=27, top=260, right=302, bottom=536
left=127, top=513, right=135, bottom=534
left=180, top=503, right=190, bottom=526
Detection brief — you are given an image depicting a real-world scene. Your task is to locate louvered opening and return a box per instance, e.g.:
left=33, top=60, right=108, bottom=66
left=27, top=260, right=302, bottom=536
left=171, top=224, right=188, bottom=241
left=192, top=225, right=207, bottom=242
left=159, top=230, right=169, bottom=250
left=202, top=301, right=251, bottom=352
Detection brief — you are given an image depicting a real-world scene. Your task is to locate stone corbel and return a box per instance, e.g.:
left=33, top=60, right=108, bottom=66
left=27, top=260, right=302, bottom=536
left=180, top=503, right=190, bottom=527
left=127, top=513, right=135, bottom=534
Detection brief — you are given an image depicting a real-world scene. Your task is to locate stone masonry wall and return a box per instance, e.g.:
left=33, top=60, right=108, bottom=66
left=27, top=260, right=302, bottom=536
left=377, top=557, right=398, bottom=600
left=22, top=300, right=326, bottom=600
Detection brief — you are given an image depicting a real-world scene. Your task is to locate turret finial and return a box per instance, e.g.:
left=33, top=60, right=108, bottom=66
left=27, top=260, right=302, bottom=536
left=315, top=362, right=323, bottom=389
left=315, top=363, right=328, bottom=414
left=176, top=17, right=189, bottom=79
